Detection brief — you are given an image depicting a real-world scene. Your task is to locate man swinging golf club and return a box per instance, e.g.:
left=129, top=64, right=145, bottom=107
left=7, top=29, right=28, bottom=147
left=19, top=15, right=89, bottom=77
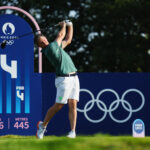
left=35, top=20, right=80, bottom=139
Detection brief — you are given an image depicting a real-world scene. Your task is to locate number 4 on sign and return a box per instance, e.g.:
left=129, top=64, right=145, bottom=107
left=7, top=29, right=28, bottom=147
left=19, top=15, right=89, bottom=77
left=0, top=54, right=17, bottom=79
left=17, top=90, right=24, bottom=101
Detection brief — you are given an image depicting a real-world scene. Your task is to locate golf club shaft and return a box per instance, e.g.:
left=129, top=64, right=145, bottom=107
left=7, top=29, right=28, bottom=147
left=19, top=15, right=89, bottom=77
left=18, top=23, right=59, bottom=38
left=0, top=24, right=59, bottom=49
left=0, top=20, right=71, bottom=49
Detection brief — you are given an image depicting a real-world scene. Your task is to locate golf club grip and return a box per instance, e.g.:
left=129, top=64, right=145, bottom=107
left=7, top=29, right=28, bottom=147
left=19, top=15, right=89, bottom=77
left=54, top=24, right=59, bottom=27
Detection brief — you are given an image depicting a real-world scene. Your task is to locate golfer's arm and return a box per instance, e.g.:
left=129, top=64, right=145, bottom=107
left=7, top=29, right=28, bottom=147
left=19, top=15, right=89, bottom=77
left=62, top=24, right=73, bottom=49
left=55, top=23, right=66, bottom=46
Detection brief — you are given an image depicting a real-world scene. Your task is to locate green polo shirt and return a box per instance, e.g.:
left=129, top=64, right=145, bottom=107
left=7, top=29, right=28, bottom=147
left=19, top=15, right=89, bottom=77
left=41, top=41, right=77, bottom=75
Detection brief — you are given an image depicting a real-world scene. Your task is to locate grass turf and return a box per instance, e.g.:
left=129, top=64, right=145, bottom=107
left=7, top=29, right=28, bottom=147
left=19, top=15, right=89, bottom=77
left=0, top=134, right=150, bottom=150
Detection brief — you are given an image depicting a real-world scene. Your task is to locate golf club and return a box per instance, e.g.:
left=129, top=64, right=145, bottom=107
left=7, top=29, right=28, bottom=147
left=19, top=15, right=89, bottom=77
left=0, top=20, right=72, bottom=49
left=0, top=23, right=60, bottom=49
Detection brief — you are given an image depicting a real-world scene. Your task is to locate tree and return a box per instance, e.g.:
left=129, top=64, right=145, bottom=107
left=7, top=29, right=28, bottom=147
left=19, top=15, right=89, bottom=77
left=0, top=0, right=150, bottom=72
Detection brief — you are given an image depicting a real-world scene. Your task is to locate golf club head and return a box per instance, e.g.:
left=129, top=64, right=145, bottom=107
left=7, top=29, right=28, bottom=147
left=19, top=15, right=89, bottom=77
left=1, top=40, right=7, bottom=49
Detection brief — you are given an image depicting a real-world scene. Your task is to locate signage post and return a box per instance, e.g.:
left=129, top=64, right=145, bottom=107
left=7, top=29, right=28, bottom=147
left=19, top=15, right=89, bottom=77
left=132, top=119, right=145, bottom=137
left=0, top=14, right=42, bottom=135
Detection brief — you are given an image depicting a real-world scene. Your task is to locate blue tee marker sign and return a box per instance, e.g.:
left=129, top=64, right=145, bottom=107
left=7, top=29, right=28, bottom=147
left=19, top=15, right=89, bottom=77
left=0, top=14, right=42, bottom=135
left=132, top=119, right=145, bottom=137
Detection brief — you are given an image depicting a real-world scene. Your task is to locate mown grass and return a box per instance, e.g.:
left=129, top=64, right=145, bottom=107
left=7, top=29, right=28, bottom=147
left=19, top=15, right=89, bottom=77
left=0, top=134, right=150, bottom=150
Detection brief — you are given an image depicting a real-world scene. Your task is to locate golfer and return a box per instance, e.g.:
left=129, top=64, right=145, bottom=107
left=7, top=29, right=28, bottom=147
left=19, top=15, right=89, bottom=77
left=35, top=20, right=80, bottom=139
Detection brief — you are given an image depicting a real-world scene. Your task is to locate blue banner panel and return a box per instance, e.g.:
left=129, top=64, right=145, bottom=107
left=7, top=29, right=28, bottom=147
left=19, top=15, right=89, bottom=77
left=42, top=73, right=150, bottom=136
left=0, top=14, right=42, bottom=135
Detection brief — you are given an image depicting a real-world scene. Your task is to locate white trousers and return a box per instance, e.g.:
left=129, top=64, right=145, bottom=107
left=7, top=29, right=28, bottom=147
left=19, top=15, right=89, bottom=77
left=55, top=75, right=80, bottom=104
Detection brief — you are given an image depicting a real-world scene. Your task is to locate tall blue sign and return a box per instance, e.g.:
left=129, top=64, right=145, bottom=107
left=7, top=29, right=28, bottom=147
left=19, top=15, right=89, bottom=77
left=0, top=14, right=42, bottom=135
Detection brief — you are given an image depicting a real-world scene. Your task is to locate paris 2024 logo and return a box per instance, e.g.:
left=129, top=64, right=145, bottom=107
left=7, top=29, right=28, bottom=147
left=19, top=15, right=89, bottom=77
left=1, top=22, right=17, bottom=46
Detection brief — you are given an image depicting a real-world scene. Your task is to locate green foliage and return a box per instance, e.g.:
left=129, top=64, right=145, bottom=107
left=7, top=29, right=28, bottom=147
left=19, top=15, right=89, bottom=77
left=0, top=0, right=150, bottom=72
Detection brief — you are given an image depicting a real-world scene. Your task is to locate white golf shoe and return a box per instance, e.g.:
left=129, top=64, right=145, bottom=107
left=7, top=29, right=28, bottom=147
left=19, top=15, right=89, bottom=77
left=36, top=121, right=46, bottom=139
left=67, top=131, right=76, bottom=138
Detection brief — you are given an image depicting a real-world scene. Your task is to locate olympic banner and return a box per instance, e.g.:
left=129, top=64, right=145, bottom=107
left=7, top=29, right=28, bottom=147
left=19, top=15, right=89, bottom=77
left=0, top=14, right=42, bottom=135
left=42, top=73, right=150, bottom=136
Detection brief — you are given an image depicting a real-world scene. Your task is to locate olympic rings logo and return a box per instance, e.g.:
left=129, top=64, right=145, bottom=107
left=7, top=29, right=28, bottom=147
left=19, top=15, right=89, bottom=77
left=77, top=89, right=145, bottom=123
left=6, top=40, right=14, bottom=45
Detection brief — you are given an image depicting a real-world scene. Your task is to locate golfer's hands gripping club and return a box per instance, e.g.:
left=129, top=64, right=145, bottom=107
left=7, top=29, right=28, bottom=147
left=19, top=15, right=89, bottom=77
left=64, top=20, right=73, bottom=26
left=59, top=20, right=72, bottom=27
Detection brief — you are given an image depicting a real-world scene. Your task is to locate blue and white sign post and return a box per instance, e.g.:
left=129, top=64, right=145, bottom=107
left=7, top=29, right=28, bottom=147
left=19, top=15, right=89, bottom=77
left=132, top=119, right=145, bottom=137
left=0, top=14, right=42, bottom=135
